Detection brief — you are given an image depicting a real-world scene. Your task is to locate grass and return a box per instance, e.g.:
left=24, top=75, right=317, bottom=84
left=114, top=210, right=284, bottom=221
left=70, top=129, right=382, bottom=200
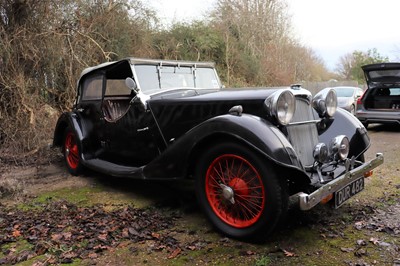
left=1, top=144, right=398, bottom=266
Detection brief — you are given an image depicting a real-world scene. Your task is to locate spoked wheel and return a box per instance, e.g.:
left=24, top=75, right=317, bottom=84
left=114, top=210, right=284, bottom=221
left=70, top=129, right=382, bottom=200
left=63, top=127, right=83, bottom=175
left=196, top=142, right=287, bottom=241
left=205, top=154, right=264, bottom=228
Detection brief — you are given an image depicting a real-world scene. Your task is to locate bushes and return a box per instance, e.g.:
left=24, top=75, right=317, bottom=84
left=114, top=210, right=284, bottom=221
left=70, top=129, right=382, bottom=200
left=0, top=0, right=331, bottom=158
left=0, top=0, right=155, bottom=155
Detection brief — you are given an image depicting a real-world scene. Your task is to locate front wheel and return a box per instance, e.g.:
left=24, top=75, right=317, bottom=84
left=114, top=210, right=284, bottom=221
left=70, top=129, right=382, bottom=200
left=63, top=127, right=84, bottom=175
left=195, top=142, right=287, bottom=241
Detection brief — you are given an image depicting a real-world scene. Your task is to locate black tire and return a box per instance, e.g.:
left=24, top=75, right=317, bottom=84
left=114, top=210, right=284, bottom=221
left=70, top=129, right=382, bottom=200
left=195, top=141, right=288, bottom=241
left=63, top=127, right=84, bottom=175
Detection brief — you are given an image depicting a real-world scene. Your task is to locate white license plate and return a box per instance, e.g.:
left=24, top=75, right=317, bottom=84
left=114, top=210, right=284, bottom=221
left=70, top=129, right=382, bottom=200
left=334, top=177, right=364, bottom=208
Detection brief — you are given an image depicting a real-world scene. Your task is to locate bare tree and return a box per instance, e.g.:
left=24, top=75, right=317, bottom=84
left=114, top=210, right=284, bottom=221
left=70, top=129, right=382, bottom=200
left=335, top=53, right=354, bottom=80
left=210, top=0, right=330, bottom=86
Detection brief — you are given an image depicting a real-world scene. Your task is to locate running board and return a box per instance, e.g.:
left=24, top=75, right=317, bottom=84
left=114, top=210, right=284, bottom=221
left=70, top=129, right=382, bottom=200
left=83, top=159, right=144, bottom=178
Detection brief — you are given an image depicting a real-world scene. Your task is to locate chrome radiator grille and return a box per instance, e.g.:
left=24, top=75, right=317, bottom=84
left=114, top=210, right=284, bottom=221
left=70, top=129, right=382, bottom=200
left=286, top=98, right=319, bottom=167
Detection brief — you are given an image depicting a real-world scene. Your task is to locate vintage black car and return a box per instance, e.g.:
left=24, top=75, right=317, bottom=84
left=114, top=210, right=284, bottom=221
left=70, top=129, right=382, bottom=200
left=53, top=58, right=383, bottom=240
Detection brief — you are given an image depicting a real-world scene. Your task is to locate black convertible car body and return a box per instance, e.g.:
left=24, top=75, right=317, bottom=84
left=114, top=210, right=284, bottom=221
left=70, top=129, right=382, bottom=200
left=53, top=58, right=383, bottom=240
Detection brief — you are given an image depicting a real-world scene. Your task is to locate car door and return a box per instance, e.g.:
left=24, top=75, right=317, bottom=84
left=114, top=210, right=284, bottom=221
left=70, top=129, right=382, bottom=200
left=75, top=72, right=105, bottom=155
left=100, top=77, right=162, bottom=167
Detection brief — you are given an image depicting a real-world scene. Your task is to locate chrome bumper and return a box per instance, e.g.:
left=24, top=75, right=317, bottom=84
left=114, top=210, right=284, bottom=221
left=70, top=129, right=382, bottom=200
left=291, top=153, right=384, bottom=210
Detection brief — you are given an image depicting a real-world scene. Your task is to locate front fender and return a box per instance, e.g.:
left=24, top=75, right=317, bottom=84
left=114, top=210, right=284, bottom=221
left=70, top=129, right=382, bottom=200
left=143, top=113, right=309, bottom=182
left=319, top=108, right=370, bottom=160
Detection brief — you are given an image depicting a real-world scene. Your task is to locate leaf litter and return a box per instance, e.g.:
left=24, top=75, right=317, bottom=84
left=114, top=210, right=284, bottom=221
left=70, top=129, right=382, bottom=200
left=0, top=200, right=180, bottom=264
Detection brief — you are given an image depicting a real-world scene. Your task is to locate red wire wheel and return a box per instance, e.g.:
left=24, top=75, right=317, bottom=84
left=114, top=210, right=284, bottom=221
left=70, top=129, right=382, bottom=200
left=65, top=132, right=79, bottom=169
left=63, top=128, right=83, bottom=175
left=196, top=141, right=287, bottom=240
left=205, top=154, right=265, bottom=228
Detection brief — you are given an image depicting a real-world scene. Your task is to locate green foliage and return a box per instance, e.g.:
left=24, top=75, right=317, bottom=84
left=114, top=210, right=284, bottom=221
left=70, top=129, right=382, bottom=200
left=351, top=48, right=389, bottom=84
left=255, top=255, right=272, bottom=266
left=152, top=21, right=225, bottom=64
left=336, top=48, right=389, bottom=83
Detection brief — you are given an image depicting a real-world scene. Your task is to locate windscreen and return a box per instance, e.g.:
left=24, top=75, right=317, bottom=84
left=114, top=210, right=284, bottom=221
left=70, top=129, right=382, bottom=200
left=134, top=65, right=221, bottom=93
left=368, top=69, right=400, bottom=83
left=334, top=88, right=355, bottom=97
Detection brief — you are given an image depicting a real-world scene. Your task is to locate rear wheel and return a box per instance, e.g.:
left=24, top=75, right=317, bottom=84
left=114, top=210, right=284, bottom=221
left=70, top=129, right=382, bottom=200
left=63, top=127, right=84, bottom=175
left=195, top=142, right=287, bottom=241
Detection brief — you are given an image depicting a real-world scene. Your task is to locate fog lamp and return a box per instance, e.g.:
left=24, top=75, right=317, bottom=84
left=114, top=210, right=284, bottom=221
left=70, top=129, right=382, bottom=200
left=329, top=135, right=350, bottom=160
left=313, top=143, right=328, bottom=163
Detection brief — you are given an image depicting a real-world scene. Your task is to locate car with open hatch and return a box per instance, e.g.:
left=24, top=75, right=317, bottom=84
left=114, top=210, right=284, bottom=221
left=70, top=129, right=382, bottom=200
left=53, top=57, right=383, bottom=241
left=356, top=62, right=400, bottom=127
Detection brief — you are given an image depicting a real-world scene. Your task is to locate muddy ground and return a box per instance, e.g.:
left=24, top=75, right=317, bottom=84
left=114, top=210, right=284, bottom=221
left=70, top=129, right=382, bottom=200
left=0, top=124, right=399, bottom=265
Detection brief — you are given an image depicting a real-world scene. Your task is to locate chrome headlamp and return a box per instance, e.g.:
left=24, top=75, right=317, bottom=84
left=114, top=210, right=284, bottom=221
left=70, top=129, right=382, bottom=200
left=264, top=90, right=296, bottom=125
left=312, top=88, right=337, bottom=118
left=313, top=143, right=328, bottom=163
left=329, top=135, right=350, bottom=160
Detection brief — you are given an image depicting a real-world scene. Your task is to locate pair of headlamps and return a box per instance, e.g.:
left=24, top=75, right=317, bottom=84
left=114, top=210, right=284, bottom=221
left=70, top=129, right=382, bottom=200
left=265, top=88, right=348, bottom=162
left=265, top=88, right=338, bottom=126
left=311, top=89, right=348, bottom=162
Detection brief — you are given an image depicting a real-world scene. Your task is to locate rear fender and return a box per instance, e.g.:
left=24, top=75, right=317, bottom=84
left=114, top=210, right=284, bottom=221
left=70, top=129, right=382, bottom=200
left=143, top=113, right=309, bottom=184
left=53, top=112, right=87, bottom=152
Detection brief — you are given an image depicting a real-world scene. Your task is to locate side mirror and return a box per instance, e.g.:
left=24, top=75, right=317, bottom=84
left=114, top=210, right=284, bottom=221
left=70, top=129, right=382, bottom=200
left=125, top=77, right=138, bottom=92
left=125, top=77, right=149, bottom=110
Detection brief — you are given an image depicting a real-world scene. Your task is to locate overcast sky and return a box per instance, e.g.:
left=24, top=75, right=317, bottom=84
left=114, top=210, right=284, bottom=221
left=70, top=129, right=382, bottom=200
left=146, top=0, right=400, bottom=70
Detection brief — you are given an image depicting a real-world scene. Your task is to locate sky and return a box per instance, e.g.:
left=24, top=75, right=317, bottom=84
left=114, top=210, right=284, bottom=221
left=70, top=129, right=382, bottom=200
left=146, top=0, right=400, bottom=71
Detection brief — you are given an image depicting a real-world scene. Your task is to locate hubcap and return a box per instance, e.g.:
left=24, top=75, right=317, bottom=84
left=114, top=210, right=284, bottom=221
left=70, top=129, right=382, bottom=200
left=220, top=183, right=235, bottom=204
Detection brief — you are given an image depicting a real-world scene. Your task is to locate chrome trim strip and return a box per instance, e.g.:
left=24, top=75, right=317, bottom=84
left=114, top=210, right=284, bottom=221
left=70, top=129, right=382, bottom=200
left=287, top=120, right=319, bottom=126
left=291, top=153, right=384, bottom=210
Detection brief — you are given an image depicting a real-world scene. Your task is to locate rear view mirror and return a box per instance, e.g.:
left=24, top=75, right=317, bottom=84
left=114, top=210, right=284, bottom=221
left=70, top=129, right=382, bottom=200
left=125, top=77, right=149, bottom=110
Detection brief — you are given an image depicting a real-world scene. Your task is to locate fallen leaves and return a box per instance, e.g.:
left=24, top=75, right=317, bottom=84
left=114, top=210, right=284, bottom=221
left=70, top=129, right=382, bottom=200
left=356, top=239, right=367, bottom=246
left=0, top=200, right=177, bottom=264
left=167, top=248, right=181, bottom=259
left=354, top=248, right=367, bottom=257
left=282, top=249, right=297, bottom=257
left=340, top=247, right=354, bottom=253
left=354, top=204, right=400, bottom=235
left=369, top=237, right=391, bottom=247
left=12, top=229, right=21, bottom=238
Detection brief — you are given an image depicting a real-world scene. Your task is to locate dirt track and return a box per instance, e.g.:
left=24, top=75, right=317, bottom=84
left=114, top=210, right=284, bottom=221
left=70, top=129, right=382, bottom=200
left=0, top=124, right=399, bottom=265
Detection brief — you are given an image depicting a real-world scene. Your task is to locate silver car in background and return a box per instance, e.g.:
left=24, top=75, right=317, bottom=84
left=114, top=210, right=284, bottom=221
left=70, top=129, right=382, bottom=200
left=331, top=86, right=364, bottom=115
